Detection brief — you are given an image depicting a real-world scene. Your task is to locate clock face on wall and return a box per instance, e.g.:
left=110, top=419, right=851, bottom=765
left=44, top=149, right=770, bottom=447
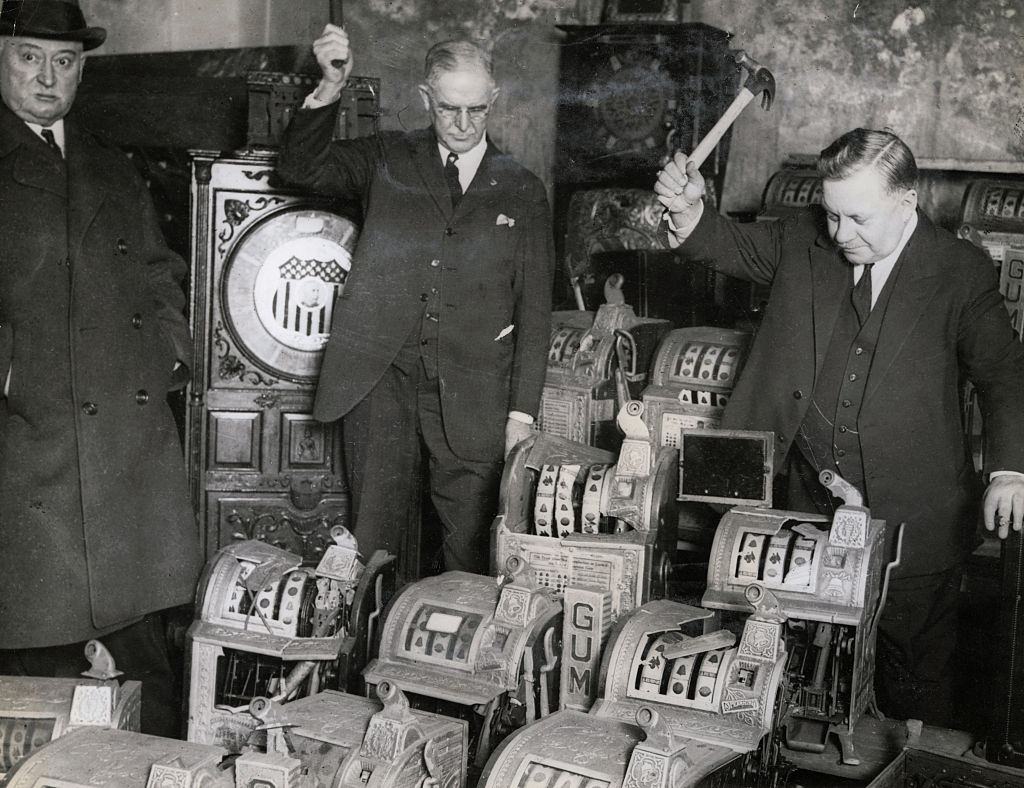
left=222, top=207, right=358, bottom=382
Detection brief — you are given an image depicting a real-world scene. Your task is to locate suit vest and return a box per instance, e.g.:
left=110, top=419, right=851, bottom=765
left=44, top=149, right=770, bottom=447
left=795, top=253, right=907, bottom=498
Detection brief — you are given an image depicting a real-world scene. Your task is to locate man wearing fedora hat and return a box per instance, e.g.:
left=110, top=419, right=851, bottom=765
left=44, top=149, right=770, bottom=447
left=0, top=0, right=200, bottom=736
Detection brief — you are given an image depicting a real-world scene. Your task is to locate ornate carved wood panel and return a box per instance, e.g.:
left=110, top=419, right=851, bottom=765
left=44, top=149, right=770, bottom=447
left=187, top=151, right=358, bottom=563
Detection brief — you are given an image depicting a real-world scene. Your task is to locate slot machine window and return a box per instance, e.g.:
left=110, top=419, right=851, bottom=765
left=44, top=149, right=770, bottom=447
left=678, top=430, right=773, bottom=507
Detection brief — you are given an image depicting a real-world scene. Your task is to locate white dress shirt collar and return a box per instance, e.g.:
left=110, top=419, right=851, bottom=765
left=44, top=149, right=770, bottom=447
left=25, top=119, right=66, bottom=156
left=437, top=135, right=488, bottom=194
left=854, top=210, right=918, bottom=307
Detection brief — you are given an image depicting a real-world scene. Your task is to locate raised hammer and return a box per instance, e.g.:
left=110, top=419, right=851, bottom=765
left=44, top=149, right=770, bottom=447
left=687, top=50, right=775, bottom=169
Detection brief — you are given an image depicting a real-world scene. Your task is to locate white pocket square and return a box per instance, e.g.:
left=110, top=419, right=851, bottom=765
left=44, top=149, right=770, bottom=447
left=494, top=324, right=515, bottom=341
left=496, top=213, right=516, bottom=227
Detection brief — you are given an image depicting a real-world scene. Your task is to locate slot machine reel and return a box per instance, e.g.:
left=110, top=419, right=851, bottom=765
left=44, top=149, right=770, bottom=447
left=494, top=401, right=678, bottom=624
left=702, top=470, right=900, bottom=766
left=187, top=529, right=397, bottom=752
left=480, top=597, right=788, bottom=788
left=641, top=327, right=751, bottom=448
left=0, top=641, right=141, bottom=779
left=244, top=681, right=468, bottom=788
left=540, top=276, right=671, bottom=449
left=363, top=556, right=562, bottom=768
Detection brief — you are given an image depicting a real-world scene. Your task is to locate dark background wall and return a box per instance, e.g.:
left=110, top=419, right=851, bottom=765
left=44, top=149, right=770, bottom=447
left=78, top=0, right=1024, bottom=211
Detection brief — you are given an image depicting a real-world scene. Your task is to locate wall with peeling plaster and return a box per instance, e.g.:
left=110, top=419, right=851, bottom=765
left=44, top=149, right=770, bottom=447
left=691, top=0, right=1024, bottom=212
left=78, top=0, right=1024, bottom=212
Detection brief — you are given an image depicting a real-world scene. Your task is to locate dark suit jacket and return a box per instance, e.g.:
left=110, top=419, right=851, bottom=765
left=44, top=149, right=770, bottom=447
left=675, top=205, right=1024, bottom=576
left=0, top=103, right=200, bottom=648
left=278, top=104, right=554, bottom=462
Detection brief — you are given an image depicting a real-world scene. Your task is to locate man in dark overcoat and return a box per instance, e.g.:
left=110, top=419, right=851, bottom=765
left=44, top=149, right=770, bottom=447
left=0, top=0, right=200, bottom=736
left=655, top=128, right=1024, bottom=726
left=278, top=28, right=554, bottom=577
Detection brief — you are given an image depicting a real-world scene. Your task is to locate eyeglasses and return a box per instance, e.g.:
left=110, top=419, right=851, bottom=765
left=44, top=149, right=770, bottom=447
left=429, top=95, right=491, bottom=123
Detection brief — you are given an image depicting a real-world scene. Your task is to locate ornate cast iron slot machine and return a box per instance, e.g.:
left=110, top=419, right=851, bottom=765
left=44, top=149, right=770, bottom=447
left=186, top=76, right=379, bottom=566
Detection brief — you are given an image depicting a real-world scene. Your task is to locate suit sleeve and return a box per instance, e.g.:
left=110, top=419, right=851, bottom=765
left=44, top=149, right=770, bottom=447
left=671, top=202, right=790, bottom=287
left=277, top=102, right=380, bottom=198
left=956, top=245, right=1024, bottom=475
left=508, top=180, right=555, bottom=417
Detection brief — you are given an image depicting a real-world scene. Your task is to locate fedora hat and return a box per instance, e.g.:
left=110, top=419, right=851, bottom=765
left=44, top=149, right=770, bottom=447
left=0, top=0, right=106, bottom=51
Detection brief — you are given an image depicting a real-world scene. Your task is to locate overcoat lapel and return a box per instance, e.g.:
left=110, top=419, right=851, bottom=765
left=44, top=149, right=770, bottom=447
left=407, top=129, right=452, bottom=222
left=0, top=103, right=65, bottom=198
left=863, top=212, right=942, bottom=405
left=64, top=122, right=107, bottom=263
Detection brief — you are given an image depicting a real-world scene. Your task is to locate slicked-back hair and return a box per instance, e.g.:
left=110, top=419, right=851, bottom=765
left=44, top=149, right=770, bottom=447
left=423, top=39, right=493, bottom=89
left=818, top=128, right=918, bottom=194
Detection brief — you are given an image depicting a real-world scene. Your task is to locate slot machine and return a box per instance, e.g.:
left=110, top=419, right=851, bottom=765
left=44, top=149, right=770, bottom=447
left=540, top=285, right=671, bottom=449
left=702, top=469, right=895, bottom=766
left=187, top=530, right=396, bottom=752
left=640, top=328, right=751, bottom=448
left=245, top=681, right=467, bottom=788
left=0, top=642, right=141, bottom=779
left=493, top=402, right=678, bottom=712
left=479, top=596, right=789, bottom=788
left=363, top=557, right=562, bottom=767
left=2, top=727, right=237, bottom=788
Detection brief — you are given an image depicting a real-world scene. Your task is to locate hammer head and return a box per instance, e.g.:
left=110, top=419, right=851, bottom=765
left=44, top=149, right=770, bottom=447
left=735, top=50, right=776, bottom=111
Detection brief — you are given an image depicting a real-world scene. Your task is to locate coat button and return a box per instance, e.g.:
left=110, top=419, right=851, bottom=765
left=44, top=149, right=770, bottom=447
left=136, top=389, right=149, bottom=405
left=131, top=313, right=143, bottom=329
left=116, top=238, right=128, bottom=255
left=445, top=227, right=455, bottom=236
left=420, top=293, right=429, bottom=302
left=842, top=399, right=852, bottom=408
left=793, top=390, right=803, bottom=399
left=848, top=373, right=857, bottom=382
left=839, top=425, right=848, bottom=433
left=837, top=449, right=846, bottom=458
left=855, top=346, right=864, bottom=356
left=430, top=259, right=440, bottom=268
left=82, top=401, right=98, bottom=415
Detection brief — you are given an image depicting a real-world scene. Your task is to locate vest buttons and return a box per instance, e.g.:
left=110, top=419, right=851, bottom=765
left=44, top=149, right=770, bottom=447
left=420, top=293, right=429, bottom=302
left=837, top=449, right=847, bottom=457
left=855, top=346, right=864, bottom=355
left=842, top=399, right=852, bottom=408
left=136, top=389, right=150, bottom=405
left=848, top=373, right=858, bottom=381
left=116, top=238, right=128, bottom=255
left=420, top=338, right=429, bottom=346
left=839, top=425, right=848, bottom=433
left=793, top=390, right=803, bottom=399
left=131, top=313, right=143, bottom=329
left=430, top=259, right=440, bottom=268
left=445, top=227, right=455, bottom=236
left=82, top=401, right=98, bottom=416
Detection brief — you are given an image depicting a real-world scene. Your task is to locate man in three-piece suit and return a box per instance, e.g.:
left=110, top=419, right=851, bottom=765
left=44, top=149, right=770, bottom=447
left=278, top=28, right=554, bottom=577
left=656, top=128, right=1024, bottom=726
left=0, top=0, right=199, bottom=736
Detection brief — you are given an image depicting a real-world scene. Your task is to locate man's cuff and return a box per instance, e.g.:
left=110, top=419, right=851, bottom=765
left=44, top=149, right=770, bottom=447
left=508, top=410, right=535, bottom=425
left=662, top=200, right=704, bottom=249
left=303, top=79, right=344, bottom=109
left=990, top=470, right=1024, bottom=481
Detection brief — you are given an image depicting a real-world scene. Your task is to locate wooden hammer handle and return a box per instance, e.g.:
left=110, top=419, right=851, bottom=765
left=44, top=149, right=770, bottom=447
left=688, top=86, right=755, bottom=169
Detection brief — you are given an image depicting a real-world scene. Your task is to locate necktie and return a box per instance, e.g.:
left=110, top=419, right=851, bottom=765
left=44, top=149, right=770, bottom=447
left=40, top=128, right=62, bottom=158
left=444, top=152, right=462, bottom=209
left=851, top=263, right=873, bottom=326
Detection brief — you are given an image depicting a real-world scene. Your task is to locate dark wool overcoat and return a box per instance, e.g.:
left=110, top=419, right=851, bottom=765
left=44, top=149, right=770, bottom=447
left=278, top=104, right=554, bottom=462
left=0, top=103, right=200, bottom=648
left=677, top=205, right=1024, bottom=577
